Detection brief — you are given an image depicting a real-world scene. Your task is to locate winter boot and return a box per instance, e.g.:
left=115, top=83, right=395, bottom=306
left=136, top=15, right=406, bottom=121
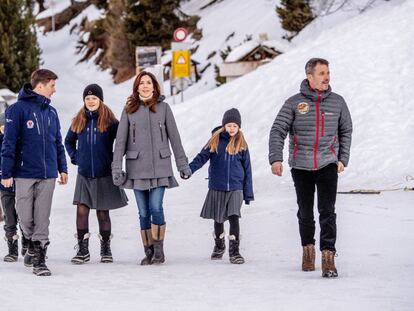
left=99, top=234, right=113, bottom=263
left=151, top=224, right=166, bottom=264
left=24, top=239, right=34, bottom=267
left=302, top=244, right=316, bottom=271
left=211, top=232, right=225, bottom=260
left=21, top=233, right=29, bottom=256
left=4, top=234, right=19, bottom=262
left=71, top=233, right=91, bottom=264
left=228, top=235, right=244, bottom=264
left=321, top=250, right=338, bottom=278
left=32, top=241, right=51, bottom=276
left=140, top=229, right=154, bottom=265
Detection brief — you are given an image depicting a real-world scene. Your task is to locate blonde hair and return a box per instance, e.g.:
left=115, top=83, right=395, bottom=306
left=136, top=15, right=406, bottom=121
left=205, top=127, right=248, bottom=155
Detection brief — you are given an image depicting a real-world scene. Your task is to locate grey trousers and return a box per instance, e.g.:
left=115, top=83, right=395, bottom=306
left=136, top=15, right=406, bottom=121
left=15, top=178, right=56, bottom=246
left=1, top=190, right=17, bottom=238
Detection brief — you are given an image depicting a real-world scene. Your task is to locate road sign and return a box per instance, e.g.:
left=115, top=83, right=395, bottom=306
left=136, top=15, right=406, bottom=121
left=172, top=50, right=191, bottom=78
left=136, top=46, right=161, bottom=68
left=173, top=28, right=188, bottom=42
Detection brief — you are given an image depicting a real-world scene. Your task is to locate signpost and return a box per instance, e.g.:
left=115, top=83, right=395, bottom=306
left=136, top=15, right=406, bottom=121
left=171, top=28, right=191, bottom=103
left=136, top=46, right=161, bottom=69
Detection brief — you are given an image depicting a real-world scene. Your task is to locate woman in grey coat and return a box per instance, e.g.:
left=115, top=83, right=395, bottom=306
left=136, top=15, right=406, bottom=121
left=112, top=71, right=191, bottom=265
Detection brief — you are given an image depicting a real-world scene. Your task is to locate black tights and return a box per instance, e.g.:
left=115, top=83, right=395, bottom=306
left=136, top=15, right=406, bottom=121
left=76, top=204, right=111, bottom=240
left=214, top=215, right=240, bottom=239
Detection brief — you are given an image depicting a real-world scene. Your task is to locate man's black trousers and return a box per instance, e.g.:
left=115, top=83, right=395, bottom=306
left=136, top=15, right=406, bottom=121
left=291, top=163, right=338, bottom=251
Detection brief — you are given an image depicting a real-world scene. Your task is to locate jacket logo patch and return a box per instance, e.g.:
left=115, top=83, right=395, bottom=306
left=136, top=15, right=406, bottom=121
left=297, top=102, right=309, bottom=114
left=27, top=120, right=34, bottom=129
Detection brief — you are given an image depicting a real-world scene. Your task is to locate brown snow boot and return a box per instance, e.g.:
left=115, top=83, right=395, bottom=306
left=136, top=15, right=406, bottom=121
left=302, top=244, right=315, bottom=271
left=321, top=250, right=338, bottom=278
left=151, top=224, right=166, bottom=264
left=140, top=229, right=154, bottom=265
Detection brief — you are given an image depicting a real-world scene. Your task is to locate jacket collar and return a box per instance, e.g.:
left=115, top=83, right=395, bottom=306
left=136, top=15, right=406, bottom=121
left=300, top=79, right=332, bottom=102
left=18, top=83, right=51, bottom=109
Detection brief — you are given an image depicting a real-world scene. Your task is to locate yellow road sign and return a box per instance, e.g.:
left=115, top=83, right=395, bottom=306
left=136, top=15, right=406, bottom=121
left=172, top=50, right=191, bottom=78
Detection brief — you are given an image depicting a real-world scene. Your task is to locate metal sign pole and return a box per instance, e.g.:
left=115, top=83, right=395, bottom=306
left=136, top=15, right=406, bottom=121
left=180, top=79, right=184, bottom=103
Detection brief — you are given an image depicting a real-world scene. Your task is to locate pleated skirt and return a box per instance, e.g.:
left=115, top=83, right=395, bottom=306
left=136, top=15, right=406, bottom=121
left=200, top=189, right=243, bottom=223
left=73, top=174, right=128, bottom=210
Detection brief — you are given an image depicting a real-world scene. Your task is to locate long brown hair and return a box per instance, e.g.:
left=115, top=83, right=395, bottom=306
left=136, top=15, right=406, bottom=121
left=125, top=71, right=161, bottom=114
left=71, top=101, right=117, bottom=134
left=205, top=127, right=248, bottom=155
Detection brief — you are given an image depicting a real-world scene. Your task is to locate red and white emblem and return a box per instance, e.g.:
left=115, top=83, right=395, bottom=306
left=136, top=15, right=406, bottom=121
left=27, top=120, right=34, bottom=129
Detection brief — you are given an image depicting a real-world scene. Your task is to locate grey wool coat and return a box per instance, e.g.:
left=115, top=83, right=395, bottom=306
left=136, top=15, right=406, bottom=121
left=269, top=79, right=353, bottom=171
left=112, top=96, right=189, bottom=180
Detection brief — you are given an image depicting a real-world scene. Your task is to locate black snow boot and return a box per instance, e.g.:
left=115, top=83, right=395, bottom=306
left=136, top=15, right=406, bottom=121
left=99, top=234, right=113, bottom=263
left=140, top=229, right=154, bottom=265
left=4, top=234, right=19, bottom=262
left=32, top=241, right=51, bottom=276
left=151, top=224, right=166, bottom=264
left=71, top=233, right=91, bottom=264
left=21, top=233, right=29, bottom=256
left=228, top=235, right=244, bottom=264
left=211, top=232, right=225, bottom=260
left=24, top=239, right=34, bottom=267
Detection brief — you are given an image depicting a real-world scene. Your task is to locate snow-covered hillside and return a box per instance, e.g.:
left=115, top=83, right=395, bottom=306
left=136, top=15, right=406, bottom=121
left=0, top=1, right=413, bottom=310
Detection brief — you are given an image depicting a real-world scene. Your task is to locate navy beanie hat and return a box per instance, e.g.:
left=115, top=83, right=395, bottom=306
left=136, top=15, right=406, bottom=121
left=222, top=108, right=241, bottom=128
left=83, top=84, right=104, bottom=102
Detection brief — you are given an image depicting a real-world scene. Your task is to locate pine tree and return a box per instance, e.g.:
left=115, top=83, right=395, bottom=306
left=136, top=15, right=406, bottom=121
left=276, top=0, right=314, bottom=40
left=124, top=0, right=182, bottom=50
left=0, top=0, right=40, bottom=92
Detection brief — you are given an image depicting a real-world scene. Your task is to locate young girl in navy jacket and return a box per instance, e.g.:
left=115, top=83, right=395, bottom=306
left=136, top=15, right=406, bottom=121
left=65, top=84, right=128, bottom=264
left=189, top=108, right=254, bottom=264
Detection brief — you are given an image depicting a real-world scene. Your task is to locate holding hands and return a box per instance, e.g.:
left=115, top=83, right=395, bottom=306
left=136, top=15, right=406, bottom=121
left=180, top=167, right=192, bottom=180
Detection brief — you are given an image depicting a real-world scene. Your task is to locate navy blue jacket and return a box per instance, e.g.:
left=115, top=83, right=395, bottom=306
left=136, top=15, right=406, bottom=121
left=1, top=84, right=67, bottom=179
left=0, top=134, right=15, bottom=193
left=65, top=111, right=118, bottom=178
left=189, top=132, right=254, bottom=202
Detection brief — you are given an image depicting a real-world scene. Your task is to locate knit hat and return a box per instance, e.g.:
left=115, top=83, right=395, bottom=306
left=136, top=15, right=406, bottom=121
left=0, top=113, right=5, bottom=127
left=222, top=108, right=241, bottom=128
left=83, top=84, right=104, bottom=102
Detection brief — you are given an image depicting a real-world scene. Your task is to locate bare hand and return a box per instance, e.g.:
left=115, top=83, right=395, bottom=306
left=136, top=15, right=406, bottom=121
left=1, top=177, right=13, bottom=188
left=58, top=172, right=68, bottom=185
left=337, top=161, right=345, bottom=173
left=271, top=161, right=283, bottom=176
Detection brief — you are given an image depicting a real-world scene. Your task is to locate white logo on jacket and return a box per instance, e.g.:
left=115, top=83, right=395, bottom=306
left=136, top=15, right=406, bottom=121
left=27, top=120, right=34, bottom=129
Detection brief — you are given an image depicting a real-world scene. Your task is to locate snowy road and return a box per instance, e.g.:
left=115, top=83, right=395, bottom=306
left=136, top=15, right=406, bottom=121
left=0, top=173, right=412, bottom=311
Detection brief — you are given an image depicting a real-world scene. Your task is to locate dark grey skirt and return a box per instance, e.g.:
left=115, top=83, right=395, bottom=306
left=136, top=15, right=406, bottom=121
left=73, top=174, right=128, bottom=210
left=200, top=189, right=243, bottom=223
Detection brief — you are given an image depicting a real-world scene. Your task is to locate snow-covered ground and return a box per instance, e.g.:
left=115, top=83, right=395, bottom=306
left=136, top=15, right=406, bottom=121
left=0, top=0, right=413, bottom=310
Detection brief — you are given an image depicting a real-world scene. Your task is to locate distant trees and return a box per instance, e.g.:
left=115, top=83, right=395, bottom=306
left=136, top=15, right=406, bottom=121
left=0, top=0, right=41, bottom=92
left=276, top=0, right=314, bottom=41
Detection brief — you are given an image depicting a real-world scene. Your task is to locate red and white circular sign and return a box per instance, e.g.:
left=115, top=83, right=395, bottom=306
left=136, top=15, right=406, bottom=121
left=173, top=28, right=189, bottom=42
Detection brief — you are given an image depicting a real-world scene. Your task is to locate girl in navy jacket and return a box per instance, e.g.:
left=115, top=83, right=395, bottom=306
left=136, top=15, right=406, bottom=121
left=65, top=84, right=127, bottom=264
left=189, top=108, right=253, bottom=264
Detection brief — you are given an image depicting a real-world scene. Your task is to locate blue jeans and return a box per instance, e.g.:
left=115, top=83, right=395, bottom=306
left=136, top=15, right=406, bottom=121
left=133, top=187, right=166, bottom=230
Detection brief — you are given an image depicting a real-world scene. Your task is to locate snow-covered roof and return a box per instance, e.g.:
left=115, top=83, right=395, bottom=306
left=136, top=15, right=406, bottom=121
left=0, top=88, right=16, bottom=98
left=224, top=39, right=287, bottom=63
left=225, top=41, right=260, bottom=63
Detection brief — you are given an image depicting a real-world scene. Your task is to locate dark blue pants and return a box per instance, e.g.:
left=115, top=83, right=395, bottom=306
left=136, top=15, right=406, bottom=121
left=133, top=187, right=166, bottom=230
left=291, top=163, right=338, bottom=251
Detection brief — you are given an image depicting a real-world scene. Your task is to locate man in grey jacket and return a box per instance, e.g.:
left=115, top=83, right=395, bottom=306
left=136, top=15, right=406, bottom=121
left=268, top=58, right=352, bottom=278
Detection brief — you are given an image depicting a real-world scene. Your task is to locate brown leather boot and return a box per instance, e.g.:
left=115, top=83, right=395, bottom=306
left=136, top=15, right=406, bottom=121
left=321, top=250, right=338, bottom=278
left=302, top=244, right=315, bottom=271
left=140, top=229, right=154, bottom=265
left=151, top=224, right=166, bottom=264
